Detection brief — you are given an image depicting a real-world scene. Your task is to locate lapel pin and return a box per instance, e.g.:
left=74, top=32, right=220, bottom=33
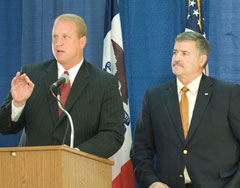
left=204, top=93, right=208, bottom=96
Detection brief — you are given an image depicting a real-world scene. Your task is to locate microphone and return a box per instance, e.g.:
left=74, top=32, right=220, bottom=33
left=49, top=72, right=74, bottom=148
left=51, top=74, right=70, bottom=88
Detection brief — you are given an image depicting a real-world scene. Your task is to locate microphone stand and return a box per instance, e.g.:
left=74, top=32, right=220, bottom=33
left=50, top=84, right=75, bottom=148
left=57, top=94, right=74, bottom=148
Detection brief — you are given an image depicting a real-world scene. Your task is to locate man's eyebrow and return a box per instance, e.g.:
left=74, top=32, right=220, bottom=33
left=173, top=49, right=190, bottom=53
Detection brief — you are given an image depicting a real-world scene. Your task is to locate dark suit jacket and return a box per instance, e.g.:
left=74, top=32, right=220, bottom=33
left=0, top=59, right=124, bottom=158
left=131, top=75, right=240, bottom=188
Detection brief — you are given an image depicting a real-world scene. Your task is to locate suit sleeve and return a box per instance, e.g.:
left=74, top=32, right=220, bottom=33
left=0, top=92, right=25, bottom=134
left=130, top=90, right=160, bottom=188
left=225, top=84, right=240, bottom=187
left=0, top=66, right=28, bottom=135
left=77, top=76, right=125, bottom=158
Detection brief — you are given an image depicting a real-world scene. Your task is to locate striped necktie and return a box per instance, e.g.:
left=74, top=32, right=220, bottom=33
left=59, top=71, right=71, bottom=116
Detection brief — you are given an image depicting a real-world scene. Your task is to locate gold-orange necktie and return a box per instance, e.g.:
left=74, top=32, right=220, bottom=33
left=180, top=86, right=189, bottom=139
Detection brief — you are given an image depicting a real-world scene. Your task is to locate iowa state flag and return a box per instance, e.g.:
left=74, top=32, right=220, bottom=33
left=102, top=0, right=135, bottom=187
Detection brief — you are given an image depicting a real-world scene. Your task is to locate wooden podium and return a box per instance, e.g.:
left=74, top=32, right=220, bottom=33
left=0, top=145, right=113, bottom=188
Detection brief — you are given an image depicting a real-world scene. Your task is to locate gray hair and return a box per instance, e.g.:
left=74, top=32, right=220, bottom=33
left=175, top=31, right=210, bottom=67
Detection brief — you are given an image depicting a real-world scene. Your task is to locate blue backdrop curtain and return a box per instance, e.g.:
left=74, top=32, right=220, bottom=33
left=1, top=1, right=240, bottom=186
left=0, top=0, right=23, bottom=145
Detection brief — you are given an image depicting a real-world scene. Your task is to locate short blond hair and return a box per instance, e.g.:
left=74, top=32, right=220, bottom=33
left=54, top=13, right=87, bottom=38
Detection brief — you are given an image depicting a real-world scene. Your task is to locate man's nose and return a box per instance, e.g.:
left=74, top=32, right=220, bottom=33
left=56, top=37, right=63, bottom=46
left=173, top=53, right=181, bottom=61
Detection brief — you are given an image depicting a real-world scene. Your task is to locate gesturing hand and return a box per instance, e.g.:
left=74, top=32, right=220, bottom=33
left=11, top=72, right=35, bottom=107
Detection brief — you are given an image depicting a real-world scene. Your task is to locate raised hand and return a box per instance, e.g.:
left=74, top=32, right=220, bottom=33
left=11, top=72, right=35, bottom=107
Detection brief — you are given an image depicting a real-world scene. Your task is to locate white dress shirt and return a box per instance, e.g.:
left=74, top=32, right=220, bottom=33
left=176, top=74, right=202, bottom=183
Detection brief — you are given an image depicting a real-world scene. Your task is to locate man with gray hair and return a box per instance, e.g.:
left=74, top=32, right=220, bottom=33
left=131, top=31, right=240, bottom=188
left=0, top=14, right=124, bottom=158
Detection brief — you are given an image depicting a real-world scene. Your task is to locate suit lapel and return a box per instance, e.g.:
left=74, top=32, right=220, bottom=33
left=57, top=60, right=90, bottom=124
left=165, top=80, right=185, bottom=144
left=186, top=75, right=213, bottom=143
left=44, top=59, right=59, bottom=126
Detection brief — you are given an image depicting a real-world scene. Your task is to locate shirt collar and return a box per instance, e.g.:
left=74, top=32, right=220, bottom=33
left=57, top=58, right=84, bottom=79
left=177, top=74, right=202, bottom=95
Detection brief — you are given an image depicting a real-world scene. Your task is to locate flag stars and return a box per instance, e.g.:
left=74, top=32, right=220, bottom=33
left=193, top=9, right=199, bottom=17
left=197, top=20, right=200, bottom=26
left=190, top=0, right=196, bottom=7
left=186, top=0, right=205, bottom=37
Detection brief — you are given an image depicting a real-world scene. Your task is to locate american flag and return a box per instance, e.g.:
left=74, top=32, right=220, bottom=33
left=185, top=0, right=208, bottom=75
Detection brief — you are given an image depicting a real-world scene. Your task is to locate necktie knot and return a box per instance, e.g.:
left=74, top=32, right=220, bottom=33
left=182, top=86, right=189, bottom=93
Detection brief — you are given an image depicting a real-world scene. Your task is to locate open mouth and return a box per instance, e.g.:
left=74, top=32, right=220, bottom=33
left=57, top=50, right=65, bottom=53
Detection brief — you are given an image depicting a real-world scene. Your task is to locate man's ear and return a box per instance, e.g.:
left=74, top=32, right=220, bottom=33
left=200, top=54, right=207, bottom=67
left=80, top=36, right=87, bottom=48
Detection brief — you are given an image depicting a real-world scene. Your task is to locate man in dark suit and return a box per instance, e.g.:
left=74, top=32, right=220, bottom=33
left=0, top=14, right=124, bottom=158
left=131, top=31, right=240, bottom=188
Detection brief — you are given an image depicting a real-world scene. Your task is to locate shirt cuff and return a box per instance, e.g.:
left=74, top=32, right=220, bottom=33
left=11, top=100, right=25, bottom=122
